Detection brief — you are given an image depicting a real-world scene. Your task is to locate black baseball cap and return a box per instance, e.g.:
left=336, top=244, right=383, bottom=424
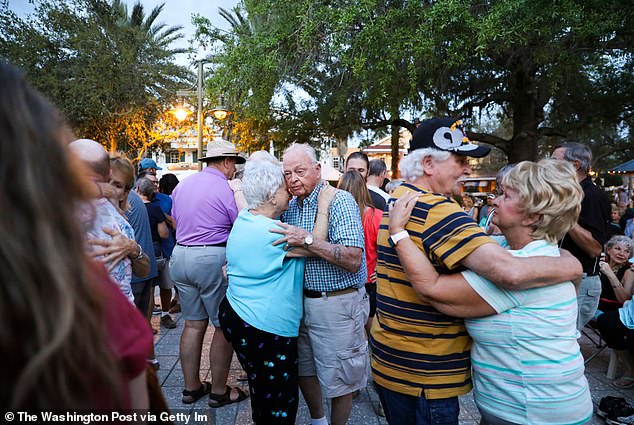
left=409, top=117, right=490, bottom=158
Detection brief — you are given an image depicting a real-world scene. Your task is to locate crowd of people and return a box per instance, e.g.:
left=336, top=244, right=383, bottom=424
left=4, top=58, right=634, bottom=425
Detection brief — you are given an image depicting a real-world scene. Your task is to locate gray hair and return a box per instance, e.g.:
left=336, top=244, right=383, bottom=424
left=385, top=179, right=404, bottom=193
left=242, top=158, right=286, bottom=209
left=399, top=148, right=451, bottom=181
left=605, top=235, right=634, bottom=257
left=283, top=143, right=318, bottom=164
left=136, top=177, right=155, bottom=199
left=369, top=159, right=387, bottom=177
left=553, top=141, right=592, bottom=174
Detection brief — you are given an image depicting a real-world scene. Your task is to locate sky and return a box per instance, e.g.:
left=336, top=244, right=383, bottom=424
left=6, top=0, right=239, bottom=66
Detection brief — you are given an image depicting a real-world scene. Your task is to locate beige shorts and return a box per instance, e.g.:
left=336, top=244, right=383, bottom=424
left=298, top=286, right=370, bottom=398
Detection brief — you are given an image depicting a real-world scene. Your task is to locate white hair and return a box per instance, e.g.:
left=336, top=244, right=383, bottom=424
left=248, top=150, right=278, bottom=163
left=242, top=157, right=285, bottom=209
left=399, top=148, right=451, bottom=181
left=605, top=235, right=634, bottom=257
left=283, top=143, right=318, bottom=164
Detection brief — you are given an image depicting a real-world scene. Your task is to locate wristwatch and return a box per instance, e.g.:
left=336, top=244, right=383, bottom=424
left=388, top=230, right=409, bottom=247
left=303, top=234, right=314, bottom=248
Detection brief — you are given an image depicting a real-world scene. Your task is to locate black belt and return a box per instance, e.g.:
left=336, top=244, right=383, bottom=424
left=177, top=242, right=226, bottom=248
left=303, top=287, right=358, bottom=298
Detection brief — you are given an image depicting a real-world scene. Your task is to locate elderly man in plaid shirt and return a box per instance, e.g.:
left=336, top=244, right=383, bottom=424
left=271, top=143, right=369, bottom=425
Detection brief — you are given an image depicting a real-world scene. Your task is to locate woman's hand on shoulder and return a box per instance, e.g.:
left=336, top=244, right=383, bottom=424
left=318, top=183, right=337, bottom=212
left=87, top=227, right=136, bottom=271
left=228, top=178, right=242, bottom=192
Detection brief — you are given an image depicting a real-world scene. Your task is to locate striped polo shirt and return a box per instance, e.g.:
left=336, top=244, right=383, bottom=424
left=370, top=182, right=492, bottom=399
left=463, top=238, right=592, bottom=425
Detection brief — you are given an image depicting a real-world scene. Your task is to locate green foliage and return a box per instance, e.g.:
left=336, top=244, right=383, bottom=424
left=194, top=0, right=633, bottom=167
left=0, top=0, right=191, bottom=156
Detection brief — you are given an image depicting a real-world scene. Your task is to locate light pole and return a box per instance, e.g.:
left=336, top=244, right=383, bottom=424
left=171, top=59, right=230, bottom=171
left=196, top=60, right=204, bottom=171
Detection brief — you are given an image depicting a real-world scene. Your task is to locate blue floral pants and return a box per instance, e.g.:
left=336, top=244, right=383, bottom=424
left=219, top=297, right=298, bottom=424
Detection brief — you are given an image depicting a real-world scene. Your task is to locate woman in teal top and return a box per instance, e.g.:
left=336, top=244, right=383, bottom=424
left=219, top=154, right=334, bottom=424
left=389, top=159, right=592, bottom=425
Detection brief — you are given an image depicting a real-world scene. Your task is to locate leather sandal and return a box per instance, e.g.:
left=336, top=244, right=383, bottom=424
left=208, top=385, right=249, bottom=408
left=181, top=381, right=211, bottom=404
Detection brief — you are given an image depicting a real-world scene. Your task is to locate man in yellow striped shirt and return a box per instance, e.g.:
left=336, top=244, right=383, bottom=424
left=370, top=117, right=583, bottom=425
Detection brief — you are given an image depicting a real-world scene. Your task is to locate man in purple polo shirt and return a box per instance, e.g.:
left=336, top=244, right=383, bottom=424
left=170, top=138, right=248, bottom=407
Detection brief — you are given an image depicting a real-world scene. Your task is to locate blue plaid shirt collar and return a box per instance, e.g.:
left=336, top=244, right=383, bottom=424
left=295, top=180, right=325, bottom=209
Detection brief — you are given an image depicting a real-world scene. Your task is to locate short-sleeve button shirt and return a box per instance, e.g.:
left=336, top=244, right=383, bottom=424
left=283, top=181, right=366, bottom=292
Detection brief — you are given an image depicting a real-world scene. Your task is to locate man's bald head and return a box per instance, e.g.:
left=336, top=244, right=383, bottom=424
left=69, top=139, right=110, bottom=179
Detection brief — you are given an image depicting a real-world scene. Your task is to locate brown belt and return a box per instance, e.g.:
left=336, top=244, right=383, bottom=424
left=303, top=287, right=358, bottom=298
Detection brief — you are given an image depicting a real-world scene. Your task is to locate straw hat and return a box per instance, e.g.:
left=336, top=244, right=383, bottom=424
left=198, top=137, right=246, bottom=163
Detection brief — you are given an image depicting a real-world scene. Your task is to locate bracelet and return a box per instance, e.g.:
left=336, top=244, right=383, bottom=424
left=134, top=244, right=144, bottom=260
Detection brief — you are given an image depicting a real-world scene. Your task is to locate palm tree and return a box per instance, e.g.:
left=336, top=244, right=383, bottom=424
left=80, top=0, right=192, bottom=152
left=104, top=0, right=191, bottom=99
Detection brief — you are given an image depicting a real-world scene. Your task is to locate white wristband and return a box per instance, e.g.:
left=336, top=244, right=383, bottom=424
left=388, top=230, right=410, bottom=247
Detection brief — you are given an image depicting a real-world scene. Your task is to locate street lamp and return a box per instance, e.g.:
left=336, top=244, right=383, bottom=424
left=210, top=96, right=231, bottom=121
left=169, top=100, right=193, bottom=121
left=171, top=60, right=230, bottom=171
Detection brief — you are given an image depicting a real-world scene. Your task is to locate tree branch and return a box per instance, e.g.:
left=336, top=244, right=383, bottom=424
left=466, top=131, right=509, bottom=149
left=459, top=94, right=512, bottom=111
left=593, top=145, right=634, bottom=166
left=361, top=118, right=416, bottom=133
left=537, top=127, right=567, bottom=138
left=361, top=119, right=393, bottom=130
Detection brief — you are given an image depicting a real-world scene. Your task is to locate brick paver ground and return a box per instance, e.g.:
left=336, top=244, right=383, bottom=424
left=151, top=308, right=633, bottom=424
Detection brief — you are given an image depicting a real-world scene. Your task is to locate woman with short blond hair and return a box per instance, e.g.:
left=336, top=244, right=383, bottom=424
left=389, top=159, right=592, bottom=425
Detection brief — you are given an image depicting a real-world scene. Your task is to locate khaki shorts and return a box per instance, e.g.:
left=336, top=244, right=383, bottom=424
left=298, top=286, right=370, bottom=398
left=169, top=245, right=227, bottom=327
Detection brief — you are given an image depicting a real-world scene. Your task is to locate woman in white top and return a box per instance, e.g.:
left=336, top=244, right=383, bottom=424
left=389, top=159, right=592, bottom=425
